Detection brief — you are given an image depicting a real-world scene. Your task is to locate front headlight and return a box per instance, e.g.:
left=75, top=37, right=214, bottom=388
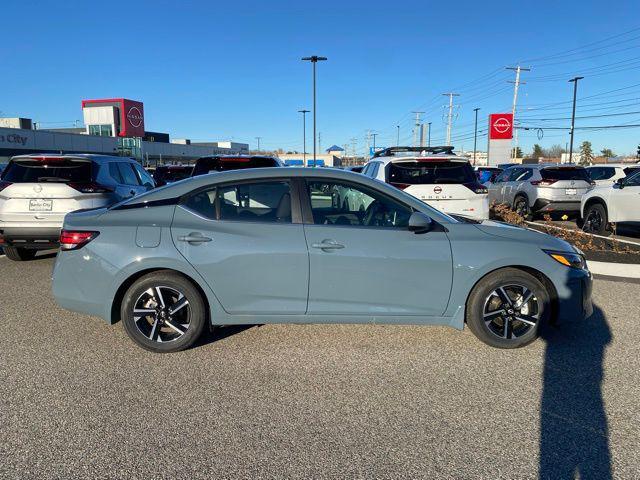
left=544, top=250, right=587, bottom=270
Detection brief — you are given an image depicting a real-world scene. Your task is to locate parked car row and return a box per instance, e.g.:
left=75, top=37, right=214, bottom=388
left=480, top=162, right=640, bottom=236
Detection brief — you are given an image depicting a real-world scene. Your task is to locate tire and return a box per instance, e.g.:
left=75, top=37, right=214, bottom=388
left=582, top=203, right=610, bottom=236
left=120, top=271, right=206, bottom=353
left=3, top=246, right=38, bottom=261
left=466, top=268, right=550, bottom=349
left=513, top=195, right=532, bottom=220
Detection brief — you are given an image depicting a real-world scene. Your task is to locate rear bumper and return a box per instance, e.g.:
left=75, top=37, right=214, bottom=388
left=0, top=226, right=61, bottom=248
left=532, top=199, right=581, bottom=213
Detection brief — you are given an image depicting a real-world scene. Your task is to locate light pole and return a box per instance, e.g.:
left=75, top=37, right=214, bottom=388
left=473, top=108, right=480, bottom=165
left=427, top=122, right=432, bottom=147
left=301, top=55, right=327, bottom=167
left=255, top=136, right=262, bottom=152
left=371, top=133, right=378, bottom=153
left=396, top=125, right=400, bottom=146
left=298, top=109, right=309, bottom=166
left=568, top=76, right=584, bottom=164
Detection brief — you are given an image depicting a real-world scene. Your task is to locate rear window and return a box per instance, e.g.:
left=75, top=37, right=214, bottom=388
left=0, top=157, right=93, bottom=183
left=388, top=161, right=476, bottom=185
left=192, top=157, right=279, bottom=177
left=540, top=167, right=590, bottom=181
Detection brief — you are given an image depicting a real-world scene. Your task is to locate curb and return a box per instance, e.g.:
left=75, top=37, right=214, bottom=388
left=588, top=261, right=640, bottom=279
left=526, top=221, right=640, bottom=247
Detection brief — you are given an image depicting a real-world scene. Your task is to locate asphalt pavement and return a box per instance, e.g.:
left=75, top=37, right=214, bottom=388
left=1, top=254, right=639, bottom=479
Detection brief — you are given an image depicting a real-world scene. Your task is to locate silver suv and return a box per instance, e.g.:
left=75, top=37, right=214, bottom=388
left=0, top=154, right=154, bottom=261
left=488, top=164, right=593, bottom=218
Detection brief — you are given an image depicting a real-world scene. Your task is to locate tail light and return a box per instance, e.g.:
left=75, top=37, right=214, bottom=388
left=68, top=182, right=113, bottom=194
left=463, top=182, right=488, bottom=194
left=530, top=179, right=558, bottom=186
left=0, top=180, right=12, bottom=192
left=390, top=182, right=411, bottom=190
left=59, top=230, right=99, bottom=251
left=0, top=233, right=5, bottom=244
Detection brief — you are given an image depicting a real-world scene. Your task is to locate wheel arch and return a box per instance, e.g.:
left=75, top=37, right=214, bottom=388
left=110, top=268, right=212, bottom=327
left=582, top=196, right=608, bottom=218
left=464, top=265, right=558, bottom=323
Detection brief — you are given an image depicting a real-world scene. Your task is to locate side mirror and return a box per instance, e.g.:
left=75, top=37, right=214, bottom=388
left=144, top=182, right=154, bottom=191
left=408, top=212, right=433, bottom=234
left=615, top=178, right=625, bottom=189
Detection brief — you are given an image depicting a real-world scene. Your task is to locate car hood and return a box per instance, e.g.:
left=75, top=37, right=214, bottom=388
left=472, top=220, right=575, bottom=251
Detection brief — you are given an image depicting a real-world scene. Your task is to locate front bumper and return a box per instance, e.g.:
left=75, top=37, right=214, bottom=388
left=555, top=268, right=593, bottom=323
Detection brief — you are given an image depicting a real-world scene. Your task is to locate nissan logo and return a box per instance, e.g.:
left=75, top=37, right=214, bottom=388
left=433, top=186, right=442, bottom=194
left=493, top=117, right=511, bottom=134
left=127, top=106, right=143, bottom=128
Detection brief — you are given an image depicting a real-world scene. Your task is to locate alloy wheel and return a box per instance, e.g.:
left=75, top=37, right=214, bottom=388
left=482, top=284, right=540, bottom=340
left=133, top=286, right=191, bottom=343
left=584, top=209, right=603, bottom=233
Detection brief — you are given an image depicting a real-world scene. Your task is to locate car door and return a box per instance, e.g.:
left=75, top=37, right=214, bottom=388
left=502, top=168, right=524, bottom=205
left=301, top=178, right=453, bottom=317
left=171, top=178, right=309, bottom=315
left=609, top=172, right=640, bottom=223
left=487, top=169, right=510, bottom=204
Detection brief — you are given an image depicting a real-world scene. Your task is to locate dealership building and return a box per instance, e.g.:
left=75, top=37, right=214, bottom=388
left=0, top=98, right=249, bottom=164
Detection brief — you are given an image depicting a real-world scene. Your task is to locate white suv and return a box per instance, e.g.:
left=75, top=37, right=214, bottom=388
left=580, top=170, right=640, bottom=235
left=0, top=154, right=154, bottom=260
left=362, top=147, right=489, bottom=220
left=585, top=164, right=640, bottom=186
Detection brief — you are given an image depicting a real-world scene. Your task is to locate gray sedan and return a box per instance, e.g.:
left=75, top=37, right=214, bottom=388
left=52, top=168, right=592, bottom=352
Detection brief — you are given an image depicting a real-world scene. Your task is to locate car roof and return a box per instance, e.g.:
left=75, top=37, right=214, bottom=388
left=10, top=153, right=136, bottom=164
left=586, top=163, right=638, bottom=169
left=118, top=167, right=456, bottom=223
left=505, top=163, right=584, bottom=170
left=371, top=154, right=470, bottom=165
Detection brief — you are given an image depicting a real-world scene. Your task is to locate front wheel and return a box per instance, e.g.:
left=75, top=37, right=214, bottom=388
left=513, top=196, right=532, bottom=220
left=121, top=271, right=206, bottom=353
left=3, top=246, right=38, bottom=261
left=466, top=268, right=550, bottom=349
left=582, top=203, right=610, bottom=236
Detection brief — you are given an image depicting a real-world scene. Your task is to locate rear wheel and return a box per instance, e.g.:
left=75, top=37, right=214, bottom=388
left=3, top=246, right=38, bottom=261
left=121, top=271, right=206, bottom=353
left=582, top=203, right=610, bottom=236
left=466, top=268, right=550, bottom=349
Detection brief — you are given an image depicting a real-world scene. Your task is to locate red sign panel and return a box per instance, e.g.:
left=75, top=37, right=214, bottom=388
left=488, top=113, right=513, bottom=140
left=81, top=98, right=145, bottom=137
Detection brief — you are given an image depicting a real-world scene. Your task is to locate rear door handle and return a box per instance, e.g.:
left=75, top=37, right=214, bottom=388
left=178, top=232, right=212, bottom=244
left=311, top=239, right=345, bottom=250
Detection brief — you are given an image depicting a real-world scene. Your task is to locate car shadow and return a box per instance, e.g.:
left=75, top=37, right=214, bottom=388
left=193, top=324, right=259, bottom=349
left=539, top=304, right=612, bottom=479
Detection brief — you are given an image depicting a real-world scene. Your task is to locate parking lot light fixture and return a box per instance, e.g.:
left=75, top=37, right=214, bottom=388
left=301, top=56, right=327, bottom=167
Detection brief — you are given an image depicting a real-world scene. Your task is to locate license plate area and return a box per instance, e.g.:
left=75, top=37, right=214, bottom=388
left=565, top=188, right=577, bottom=195
left=29, top=199, right=53, bottom=212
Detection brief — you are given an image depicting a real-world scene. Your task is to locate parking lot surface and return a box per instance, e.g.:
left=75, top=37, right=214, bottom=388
left=1, top=254, right=639, bottom=479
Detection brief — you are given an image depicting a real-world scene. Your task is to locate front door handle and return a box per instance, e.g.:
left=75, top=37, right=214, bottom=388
left=178, top=232, right=212, bottom=244
left=311, top=239, right=345, bottom=250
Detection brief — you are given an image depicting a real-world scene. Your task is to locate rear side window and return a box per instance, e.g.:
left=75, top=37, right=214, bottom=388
left=623, top=167, right=640, bottom=176
left=183, top=181, right=292, bottom=223
left=588, top=167, right=615, bottom=181
left=192, top=157, right=279, bottom=176
left=117, top=163, right=140, bottom=186
left=109, top=163, right=124, bottom=183
left=1, top=157, right=92, bottom=183
left=387, top=161, right=476, bottom=185
left=541, top=167, right=590, bottom=181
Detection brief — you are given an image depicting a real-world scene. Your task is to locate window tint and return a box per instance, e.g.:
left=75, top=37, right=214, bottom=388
left=625, top=170, right=640, bottom=186
left=183, top=188, right=217, bottom=219
left=513, top=169, right=533, bottom=181
left=1, top=157, right=92, bottom=183
left=623, top=166, right=640, bottom=176
left=371, top=162, right=380, bottom=178
left=109, top=162, right=123, bottom=183
left=541, top=167, right=590, bottom=181
left=588, top=167, right=615, bottom=181
left=307, top=180, right=412, bottom=229
left=495, top=169, right=513, bottom=183
left=117, top=163, right=140, bottom=186
left=132, top=163, right=155, bottom=187
left=387, top=161, right=476, bottom=185
left=192, top=157, right=279, bottom=176
left=361, top=163, right=372, bottom=176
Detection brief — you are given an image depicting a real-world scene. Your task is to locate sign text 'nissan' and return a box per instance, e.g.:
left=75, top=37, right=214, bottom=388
left=488, top=113, right=513, bottom=140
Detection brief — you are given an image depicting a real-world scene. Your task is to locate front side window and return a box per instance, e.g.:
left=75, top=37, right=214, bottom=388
left=625, top=171, right=640, bottom=186
left=588, top=167, right=615, bottom=181
left=306, top=180, right=412, bottom=229
left=184, top=181, right=292, bottom=223
left=132, top=163, right=155, bottom=187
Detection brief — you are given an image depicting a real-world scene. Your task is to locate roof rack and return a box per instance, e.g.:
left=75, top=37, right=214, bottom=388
left=372, top=146, right=455, bottom=159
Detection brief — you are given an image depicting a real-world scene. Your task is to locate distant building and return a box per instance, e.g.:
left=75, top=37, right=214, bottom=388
left=325, top=145, right=344, bottom=157
left=0, top=118, right=32, bottom=130
left=460, top=151, right=488, bottom=165
left=277, top=153, right=342, bottom=167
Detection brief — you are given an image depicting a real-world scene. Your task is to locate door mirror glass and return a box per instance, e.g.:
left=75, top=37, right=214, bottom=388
left=408, top=212, right=433, bottom=234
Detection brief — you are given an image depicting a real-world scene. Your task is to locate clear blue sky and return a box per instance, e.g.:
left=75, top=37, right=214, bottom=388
left=3, top=1, right=640, bottom=156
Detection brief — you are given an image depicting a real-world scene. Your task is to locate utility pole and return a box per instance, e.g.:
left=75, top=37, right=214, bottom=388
left=412, top=112, right=424, bottom=146
left=419, top=124, right=426, bottom=147
left=318, top=131, right=322, bottom=155
left=298, top=109, right=309, bottom=166
left=396, top=125, right=400, bottom=146
left=302, top=55, right=328, bottom=167
left=473, top=108, right=480, bottom=165
left=506, top=65, right=531, bottom=159
left=442, top=93, right=459, bottom=146
left=255, top=136, right=262, bottom=152
left=371, top=133, right=378, bottom=152
left=568, top=76, right=584, bottom=165
left=427, top=122, right=432, bottom=147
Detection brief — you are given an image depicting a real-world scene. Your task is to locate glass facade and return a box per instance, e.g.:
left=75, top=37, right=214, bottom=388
left=88, top=124, right=113, bottom=137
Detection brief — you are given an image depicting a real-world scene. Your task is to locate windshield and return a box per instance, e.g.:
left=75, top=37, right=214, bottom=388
left=541, top=167, right=590, bottom=182
left=192, top=157, right=279, bottom=176
left=388, top=160, right=476, bottom=185
left=153, top=166, right=193, bottom=184
left=1, top=157, right=93, bottom=183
